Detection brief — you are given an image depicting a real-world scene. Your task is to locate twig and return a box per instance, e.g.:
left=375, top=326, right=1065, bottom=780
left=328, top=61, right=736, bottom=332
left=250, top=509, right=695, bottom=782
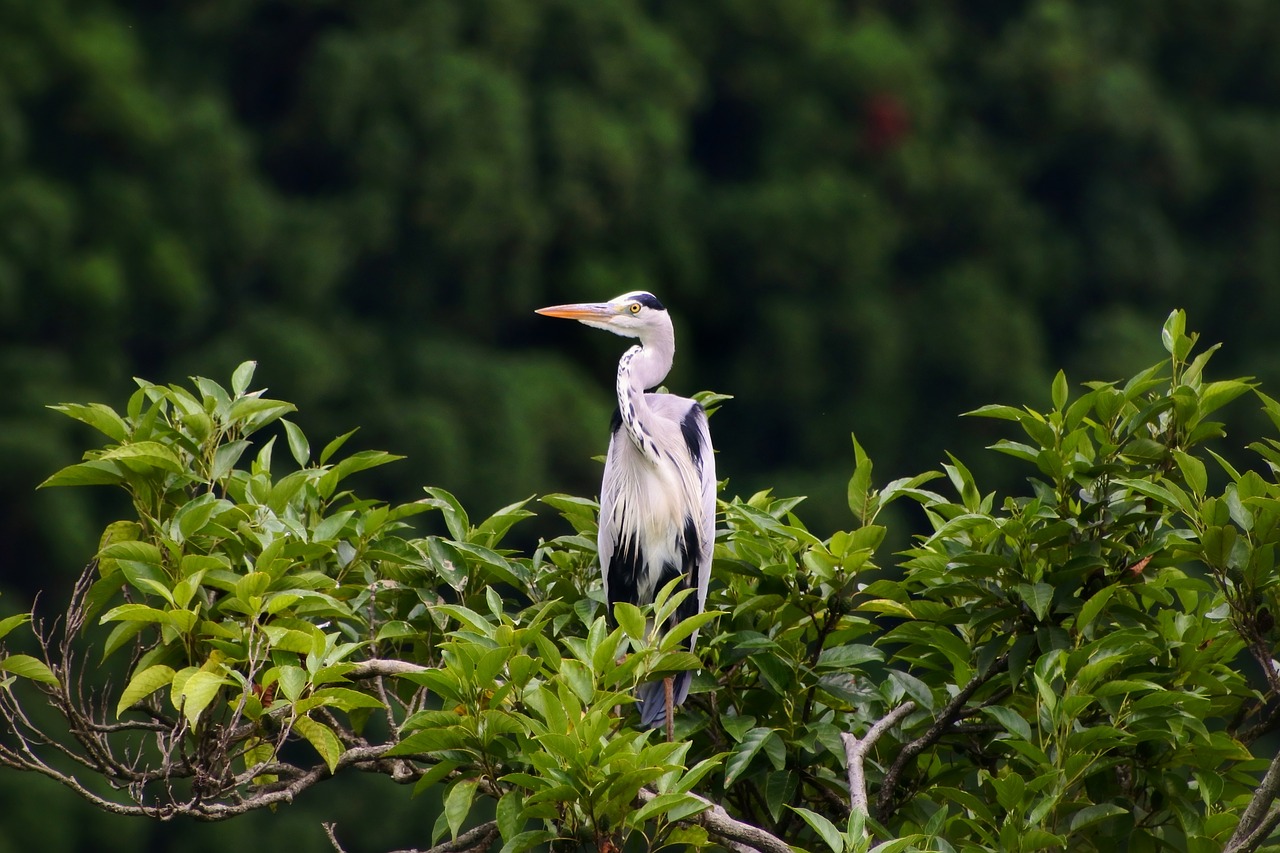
left=1239, top=700, right=1280, bottom=745
left=323, top=822, right=350, bottom=853
left=325, top=820, right=499, bottom=853
left=842, top=703, right=916, bottom=822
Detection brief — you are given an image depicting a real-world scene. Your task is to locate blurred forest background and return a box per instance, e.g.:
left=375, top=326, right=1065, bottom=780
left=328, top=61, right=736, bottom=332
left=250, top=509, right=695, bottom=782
left=2, top=0, right=1279, bottom=849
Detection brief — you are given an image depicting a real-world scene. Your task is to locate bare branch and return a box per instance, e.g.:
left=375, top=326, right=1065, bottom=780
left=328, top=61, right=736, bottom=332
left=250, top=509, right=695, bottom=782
left=323, top=822, right=350, bottom=853
left=842, top=702, right=916, bottom=822
left=347, top=659, right=430, bottom=679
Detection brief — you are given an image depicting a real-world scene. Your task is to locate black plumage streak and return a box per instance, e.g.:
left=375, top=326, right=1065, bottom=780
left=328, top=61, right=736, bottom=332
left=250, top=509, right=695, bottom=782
left=633, top=511, right=700, bottom=728
left=607, top=530, right=646, bottom=616
left=679, top=404, right=705, bottom=468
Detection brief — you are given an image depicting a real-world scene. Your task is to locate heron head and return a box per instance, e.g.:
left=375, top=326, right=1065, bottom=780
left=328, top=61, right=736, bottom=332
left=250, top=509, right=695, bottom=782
left=535, top=291, right=670, bottom=340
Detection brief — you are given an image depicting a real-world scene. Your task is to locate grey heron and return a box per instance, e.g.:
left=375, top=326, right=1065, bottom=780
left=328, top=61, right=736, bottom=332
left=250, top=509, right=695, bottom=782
left=536, top=291, right=715, bottom=736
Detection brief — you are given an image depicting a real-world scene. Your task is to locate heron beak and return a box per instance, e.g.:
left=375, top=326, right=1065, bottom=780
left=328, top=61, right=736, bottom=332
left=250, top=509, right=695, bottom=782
left=534, top=302, right=617, bottom=321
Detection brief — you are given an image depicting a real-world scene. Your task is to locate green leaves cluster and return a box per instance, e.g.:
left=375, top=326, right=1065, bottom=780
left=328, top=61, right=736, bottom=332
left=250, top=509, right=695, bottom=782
left=30, top=362, right=716, bottom=848
left=16, top=313, right=1280, bottom=852
left=41, top=363, right=431, bottom=754
left=851, top=312, right=1268, bottom=851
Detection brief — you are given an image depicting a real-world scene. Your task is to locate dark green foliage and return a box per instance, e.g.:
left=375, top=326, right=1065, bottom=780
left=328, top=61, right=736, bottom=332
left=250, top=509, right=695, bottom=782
left=5, top=0, right=1280, bottom=579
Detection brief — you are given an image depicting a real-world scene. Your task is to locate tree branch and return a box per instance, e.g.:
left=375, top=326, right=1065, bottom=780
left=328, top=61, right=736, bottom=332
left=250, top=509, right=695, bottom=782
left=874, top=653, right=1008, bottom=821
left=1227, top=751, right=1280, bottom=853
left=842, top=702, right=916, bottom=822
left=637, top=788, right=792, bottom=853
left=346, top=659, right=430, bottom=680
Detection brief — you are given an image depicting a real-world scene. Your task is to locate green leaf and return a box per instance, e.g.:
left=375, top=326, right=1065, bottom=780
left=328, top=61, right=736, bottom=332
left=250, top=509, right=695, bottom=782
left=207, top=441, right=249, bottom=484
left=100, top=603, right=170, bottom=625
left=762, top=771, right=795, bottom=823
left=0, top=613, right=31, bottom=641
left=496, top=790, right=525, bottom=840
left=632, top=792, right=709, bottom=826
left=691, top=389, right=733, bottom=416
left=228, top=394, right=297, bottom=430
left=423, top=487, right=470, bottom=540
left=319, top=428, right=359, bottom=465
left=817, top=644, right=883, bottom=670
left=502, top=830, right=557, bottom=853
left=1195, top=380, right=1255, bottom=422
left=888, top=670, right=935, bottom=710
left=293, top=715, right=343, bottom=774
left=1114, top=477, right=1191, bottom=514
left=1051, top=370, right=1068, bottom=411
left=101, top=620, right=146, bottom=661
left=788, top=806, right=845, bottom=853
left=318, top=450, right=404, bottom=497
left=281, top=419, right=310, bottom=466
left=444, top=778, right=479, bottom=839
left=473, top=499, right=536, bottom=547
left=307, top=687, right=385, bottom=712
left=615, top=602, right=646, bottom=641
left=376, top=621, right=417, bottom=642
left=1173, top=450, right=1208, bottom=495
left=658, top=610, right=719, bottom=652
left=117, top=664, right=177, bottom=717
left=231, top=361, right=257, bottom=396
left=982, top=705, right=1033, bottom=741
left=48, top=402, right=129, bottom=442
left=98, top=540, right=163, bottom=564
left=313, top=510, right=355, bottom=542
left=847, top=434, right=875, bottom=523
left=1076, top=586, right=1116, bottom=632
left=177, top=671, right=227, bottom=727
left=276, top=665, right=308, bottom=703
left=0, top=654, right=59, bottom=685
left=99, top=441, right=184, bottom=473
left=965, top=404, right=1029, bottom=422
left=38, top=460, right=123, bottom=488
left=1016, top=583, right=1054, bottom=621
left=1068, top=802, right=1127, bottom=832
left=724, top=727, right=777, bottom=787
left=1162, top=309, right=1186, bottom=355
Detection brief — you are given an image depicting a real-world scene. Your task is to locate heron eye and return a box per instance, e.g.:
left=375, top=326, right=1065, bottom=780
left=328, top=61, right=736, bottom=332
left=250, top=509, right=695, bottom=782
left=629, top=303, right=641, bottom=314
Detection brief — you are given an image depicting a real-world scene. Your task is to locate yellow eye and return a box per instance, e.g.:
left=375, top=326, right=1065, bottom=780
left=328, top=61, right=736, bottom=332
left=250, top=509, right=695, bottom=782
left=629, top=303, right=641, bottom=314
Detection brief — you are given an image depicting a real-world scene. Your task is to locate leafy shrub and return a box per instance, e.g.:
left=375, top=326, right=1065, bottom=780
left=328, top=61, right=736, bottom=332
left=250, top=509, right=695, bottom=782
left=3, top=312, right=1280, bottom=852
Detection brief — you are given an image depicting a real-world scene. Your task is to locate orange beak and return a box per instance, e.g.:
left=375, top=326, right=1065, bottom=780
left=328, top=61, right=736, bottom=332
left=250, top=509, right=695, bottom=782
left=535, top=302, right=616, bottom=321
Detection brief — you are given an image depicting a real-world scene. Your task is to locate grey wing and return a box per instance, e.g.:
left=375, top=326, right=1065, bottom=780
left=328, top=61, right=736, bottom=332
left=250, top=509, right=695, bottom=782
left=597, top=427, right=623, bottom=608
left=690, top=404, right=716, bottom=613
left=649, top=394, right=716, bottom=615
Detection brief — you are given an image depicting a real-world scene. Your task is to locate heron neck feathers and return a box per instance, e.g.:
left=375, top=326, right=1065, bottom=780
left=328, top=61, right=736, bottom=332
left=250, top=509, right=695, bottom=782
left=615, top=330, right=675, bottom=463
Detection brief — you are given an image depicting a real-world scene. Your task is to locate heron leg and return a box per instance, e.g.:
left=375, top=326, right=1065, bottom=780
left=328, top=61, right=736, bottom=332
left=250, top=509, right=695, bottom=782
left=663, top=676, right=674, bottom=742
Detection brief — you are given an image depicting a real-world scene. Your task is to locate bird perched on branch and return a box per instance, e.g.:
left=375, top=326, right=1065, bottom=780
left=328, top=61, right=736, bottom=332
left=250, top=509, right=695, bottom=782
left=536, top=291, right=715, bottom=737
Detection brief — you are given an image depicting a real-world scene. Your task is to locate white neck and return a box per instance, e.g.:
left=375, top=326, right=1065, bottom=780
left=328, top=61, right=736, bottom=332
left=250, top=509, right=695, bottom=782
left=615, top=322, right=675, bottom=461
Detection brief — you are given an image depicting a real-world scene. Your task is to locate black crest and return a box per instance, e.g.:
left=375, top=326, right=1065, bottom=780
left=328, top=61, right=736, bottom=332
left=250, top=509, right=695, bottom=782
left=632, top=292, right=665, bottom=311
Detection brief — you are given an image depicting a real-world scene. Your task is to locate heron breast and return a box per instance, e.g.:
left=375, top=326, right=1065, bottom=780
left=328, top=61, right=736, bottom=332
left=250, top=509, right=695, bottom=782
left=613, top=451, right=689, bottom=600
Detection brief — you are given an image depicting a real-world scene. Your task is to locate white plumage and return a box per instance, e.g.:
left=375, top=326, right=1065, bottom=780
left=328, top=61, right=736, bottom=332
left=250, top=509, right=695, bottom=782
left=536, top=291, right=716, bottom=732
